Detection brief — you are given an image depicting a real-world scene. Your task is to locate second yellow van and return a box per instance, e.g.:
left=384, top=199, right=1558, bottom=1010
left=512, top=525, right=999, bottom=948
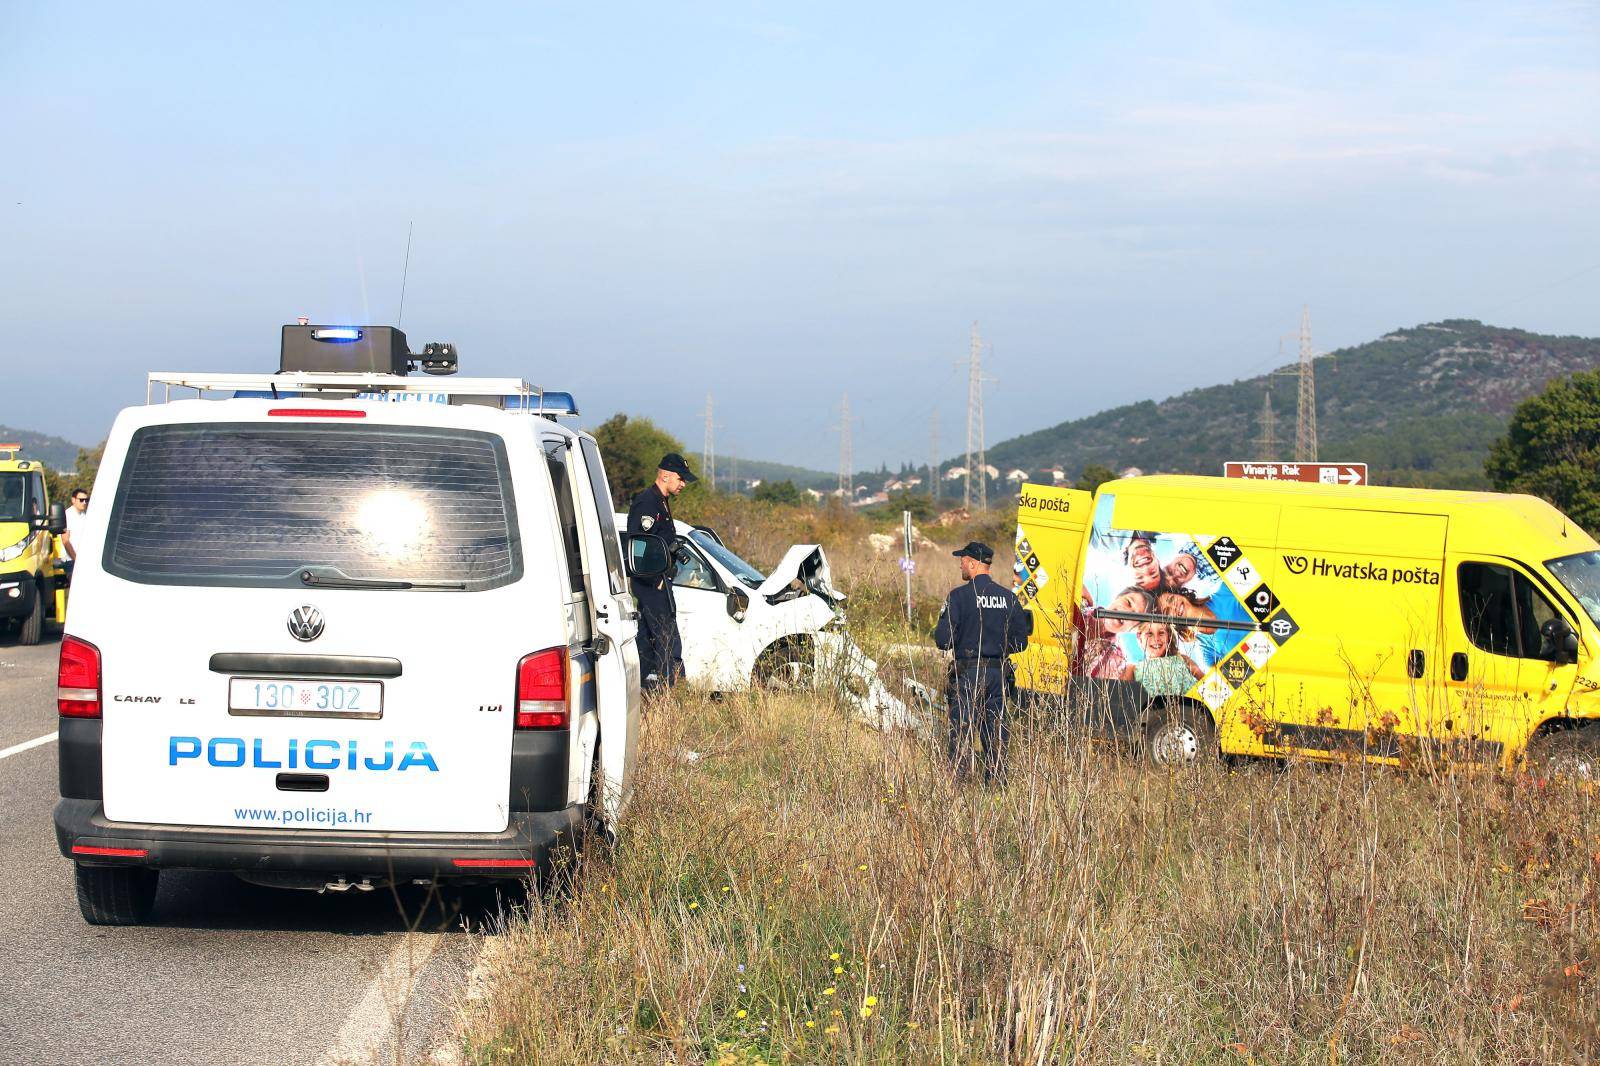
left=1010, top=476, right=1600, bottom=773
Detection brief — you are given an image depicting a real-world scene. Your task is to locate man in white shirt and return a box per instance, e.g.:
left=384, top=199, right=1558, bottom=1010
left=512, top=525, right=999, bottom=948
left=59, top=487, right=89, bottom=564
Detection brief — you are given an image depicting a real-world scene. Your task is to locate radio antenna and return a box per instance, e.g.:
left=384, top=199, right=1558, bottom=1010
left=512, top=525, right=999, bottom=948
left=397, top=220, right=415, bottom=327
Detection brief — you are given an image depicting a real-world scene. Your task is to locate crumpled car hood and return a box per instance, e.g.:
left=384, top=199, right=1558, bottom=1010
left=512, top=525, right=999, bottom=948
left=756, top=544, right=845, bottom=605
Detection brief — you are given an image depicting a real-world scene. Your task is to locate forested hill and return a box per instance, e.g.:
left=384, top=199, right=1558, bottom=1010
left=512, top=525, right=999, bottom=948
left=986, top=320, right=1600, bottom=489
left=0, top=425, right=84, bottom=471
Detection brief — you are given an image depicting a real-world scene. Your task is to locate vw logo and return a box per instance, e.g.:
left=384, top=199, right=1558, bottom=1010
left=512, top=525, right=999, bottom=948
left=287, top=605, right=325, bottom=642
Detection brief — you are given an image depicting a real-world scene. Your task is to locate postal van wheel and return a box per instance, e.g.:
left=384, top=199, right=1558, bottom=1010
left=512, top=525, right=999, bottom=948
left=1145, top=702, right=1217, bottom=766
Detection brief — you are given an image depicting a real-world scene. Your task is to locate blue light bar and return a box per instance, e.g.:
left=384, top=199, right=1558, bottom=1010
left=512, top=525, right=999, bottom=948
left=310, top=327, right=363, bottom=342
left=503, top=391, right=579, bottom=416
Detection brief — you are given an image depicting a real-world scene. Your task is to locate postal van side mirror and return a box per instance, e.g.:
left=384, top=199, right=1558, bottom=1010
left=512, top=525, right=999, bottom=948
left=1543, top=617, right=1580, bottom=665
left=45, top=503, right=67, bottom=535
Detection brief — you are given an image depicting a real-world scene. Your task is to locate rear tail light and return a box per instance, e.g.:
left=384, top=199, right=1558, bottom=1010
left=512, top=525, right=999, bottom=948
left=71, top=845, right=148, bottom=858
left=58, top=634, right=101, bottom=718
left=516, top=647, right=568, bottom=729
left=451, top=857, right=535, bottom=869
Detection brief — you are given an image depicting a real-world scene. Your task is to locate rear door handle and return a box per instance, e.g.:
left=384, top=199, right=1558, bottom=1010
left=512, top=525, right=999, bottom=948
left=1450, top=652, right=1469, bottom=682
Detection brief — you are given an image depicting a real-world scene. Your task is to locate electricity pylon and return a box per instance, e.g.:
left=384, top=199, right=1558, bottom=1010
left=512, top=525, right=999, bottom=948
left=1295, top=305, right=1318, bottom=462
left=963, top=322, right=992, bottom=511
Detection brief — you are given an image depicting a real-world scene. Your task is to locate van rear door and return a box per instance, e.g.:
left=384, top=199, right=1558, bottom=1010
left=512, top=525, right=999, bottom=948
left=1013, top=485, right=1093, bottom=694
left=94, top=416, right=552, bottom=834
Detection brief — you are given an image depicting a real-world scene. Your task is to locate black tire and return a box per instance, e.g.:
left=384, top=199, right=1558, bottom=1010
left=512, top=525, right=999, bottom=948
left=16, top=579, right=44, bottom=645
left=1526, top=726, right=1600, bottom=783
left=74, top=863, right=159, bottom=926
left=1143, top=700, right=1218, bottom=767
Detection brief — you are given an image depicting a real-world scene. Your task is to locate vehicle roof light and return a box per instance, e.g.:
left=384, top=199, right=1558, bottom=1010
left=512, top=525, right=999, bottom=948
left=310, top=327, right=363, bottom=342
left=267, top=408, right=367, bottom=418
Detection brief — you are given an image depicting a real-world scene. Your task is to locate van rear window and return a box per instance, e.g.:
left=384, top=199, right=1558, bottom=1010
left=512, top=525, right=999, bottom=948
left=103, top=424, right=521, bottom=590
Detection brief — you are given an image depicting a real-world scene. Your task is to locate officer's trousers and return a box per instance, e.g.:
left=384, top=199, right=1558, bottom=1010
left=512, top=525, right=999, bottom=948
left=946, top=662, right=1008, bottom=784
left=635, top=583, right=683, bottom=691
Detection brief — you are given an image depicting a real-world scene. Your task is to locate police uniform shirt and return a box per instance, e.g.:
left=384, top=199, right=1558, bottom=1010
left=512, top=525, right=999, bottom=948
left=627, top=485, right=674, bottom=588
left=934, top=573, right=1032, bottom=659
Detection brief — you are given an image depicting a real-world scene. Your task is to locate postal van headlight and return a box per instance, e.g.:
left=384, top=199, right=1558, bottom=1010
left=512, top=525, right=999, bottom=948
left=0, top=534, right=32, bottom=563
left=354, top=489, right=431, bottom=560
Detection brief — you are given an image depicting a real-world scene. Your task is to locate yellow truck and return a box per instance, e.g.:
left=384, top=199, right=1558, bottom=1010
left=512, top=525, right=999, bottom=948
left=1010, top=476, right=1600, bottom=773
left=0, top=444, right=68, bottom=644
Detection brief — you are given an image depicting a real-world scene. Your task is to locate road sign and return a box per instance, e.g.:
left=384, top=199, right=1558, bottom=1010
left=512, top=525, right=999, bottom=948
left=1223, top=461, right=1367, bottom=486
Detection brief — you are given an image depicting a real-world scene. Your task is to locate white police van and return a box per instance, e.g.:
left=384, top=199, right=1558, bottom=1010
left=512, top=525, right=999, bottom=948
left=55, top=324, right=668, bottom=924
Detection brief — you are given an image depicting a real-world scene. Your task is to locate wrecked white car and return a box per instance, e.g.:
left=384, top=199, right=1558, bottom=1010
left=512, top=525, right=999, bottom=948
left=616, top=516, right=920, bottom=731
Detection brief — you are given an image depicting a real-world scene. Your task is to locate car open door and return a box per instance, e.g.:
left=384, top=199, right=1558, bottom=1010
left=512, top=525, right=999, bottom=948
left=568, top=436, right=640, bottom=826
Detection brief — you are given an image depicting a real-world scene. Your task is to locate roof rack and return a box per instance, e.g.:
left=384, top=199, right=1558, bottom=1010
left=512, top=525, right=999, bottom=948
left=145, top=372, right=577, bottom=417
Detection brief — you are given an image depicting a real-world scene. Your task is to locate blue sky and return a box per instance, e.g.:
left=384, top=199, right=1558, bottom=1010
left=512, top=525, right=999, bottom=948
left=3, top=1, right=1596, bottom=471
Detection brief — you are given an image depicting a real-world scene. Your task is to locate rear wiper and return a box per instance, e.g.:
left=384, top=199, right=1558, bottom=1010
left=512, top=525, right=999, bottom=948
left=298, top=570, right=466, bottom=591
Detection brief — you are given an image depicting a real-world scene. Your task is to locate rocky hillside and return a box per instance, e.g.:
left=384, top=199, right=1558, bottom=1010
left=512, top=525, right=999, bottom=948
left=985, top=320, right=1600, bottom=489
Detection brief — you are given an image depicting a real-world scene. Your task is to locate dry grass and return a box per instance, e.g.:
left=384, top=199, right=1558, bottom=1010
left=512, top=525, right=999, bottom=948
left=450, top=501, right=1599, bottom=1064
left=456, top=690, right=1598, bottom=1064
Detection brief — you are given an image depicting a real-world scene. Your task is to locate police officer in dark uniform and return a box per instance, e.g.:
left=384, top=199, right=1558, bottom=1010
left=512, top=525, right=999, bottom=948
left=934, top=541, right=1032, bottom=783
left=627, top=453, right=697, bottom=691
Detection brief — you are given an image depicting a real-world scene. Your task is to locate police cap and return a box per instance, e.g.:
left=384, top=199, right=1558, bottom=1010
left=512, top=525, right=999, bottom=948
left=952, top=541, right=994, bottom=564
left=658, top=452, right=699, bottom=482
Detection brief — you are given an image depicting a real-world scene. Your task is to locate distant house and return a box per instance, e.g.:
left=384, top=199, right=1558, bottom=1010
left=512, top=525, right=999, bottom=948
left=903, top=475, right=922, bottom=488
left=983, top=464, right=1000, bottom=480
left=945, top=466, right=968, bottom=480
left=1005, top=468, right=1028, bottom=483
left=804, top=488, right=825, bottom=501
left=1048, top=467, right=1066, bottom=483
left=1120, top=466, right=1144, bottom=479
left=884, top=479, right=905, bottom=492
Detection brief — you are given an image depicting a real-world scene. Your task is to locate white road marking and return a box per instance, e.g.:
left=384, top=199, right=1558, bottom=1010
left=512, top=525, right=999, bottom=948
left=318, top=931, right=444, bottom=1066
left=0, top=731, right=57, bottom=762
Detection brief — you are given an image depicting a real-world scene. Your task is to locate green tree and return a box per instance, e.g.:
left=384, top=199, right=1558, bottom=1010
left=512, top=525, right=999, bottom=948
left=41, top=441, right=105, bottom=509
left=1074, top=463, right=1117, bottom=492
left=1486, top=370, right=1600, bottom=531
left=752, top=479, right=804, bottom=505
left=590, top=414, right=704, bottom=509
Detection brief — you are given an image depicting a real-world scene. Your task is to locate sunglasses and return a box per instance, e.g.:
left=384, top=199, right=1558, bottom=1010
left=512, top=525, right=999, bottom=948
left=73, top=496, right=89, bottom=503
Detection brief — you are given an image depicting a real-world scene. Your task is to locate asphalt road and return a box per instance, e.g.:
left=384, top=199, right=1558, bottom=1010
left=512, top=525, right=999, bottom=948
left=0, top=632, right=495, bottom=1066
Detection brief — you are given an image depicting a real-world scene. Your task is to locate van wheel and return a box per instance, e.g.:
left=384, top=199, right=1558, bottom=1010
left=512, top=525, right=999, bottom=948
left=75, top=864, right=160, bottom=926
left=1526, top=727, right=1600, bottom=783
left=16, top=580, right=44, bottom=645
left=1144, top=701, right=1217, bottom=767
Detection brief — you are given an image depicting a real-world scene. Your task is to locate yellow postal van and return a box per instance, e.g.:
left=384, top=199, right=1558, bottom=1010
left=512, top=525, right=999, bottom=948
left=1011, top=477, right=1600, bottom=772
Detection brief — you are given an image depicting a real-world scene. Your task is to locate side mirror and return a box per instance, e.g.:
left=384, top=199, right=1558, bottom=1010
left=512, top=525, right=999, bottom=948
left=624, top=533, right=671, bottom=582
left=726, top=586, right=749, bottom=622
left=1543, top=616, right=1581, bottom=665
left=47, top=503, right=67, bottom=535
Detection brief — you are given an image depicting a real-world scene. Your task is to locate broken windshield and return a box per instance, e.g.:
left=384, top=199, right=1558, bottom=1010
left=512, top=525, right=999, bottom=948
left=690, top=529, right=765, bottom=588
left=1547, top=550, right=1600, bottom=629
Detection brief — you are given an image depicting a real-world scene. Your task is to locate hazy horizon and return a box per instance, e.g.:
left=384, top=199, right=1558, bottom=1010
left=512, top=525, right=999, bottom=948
left=4, top=1, right=1596, bottom=470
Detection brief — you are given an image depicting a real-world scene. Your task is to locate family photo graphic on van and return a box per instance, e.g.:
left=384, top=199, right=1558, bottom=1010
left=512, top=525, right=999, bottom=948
left=1020, top=492, right=1300, bottom=711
